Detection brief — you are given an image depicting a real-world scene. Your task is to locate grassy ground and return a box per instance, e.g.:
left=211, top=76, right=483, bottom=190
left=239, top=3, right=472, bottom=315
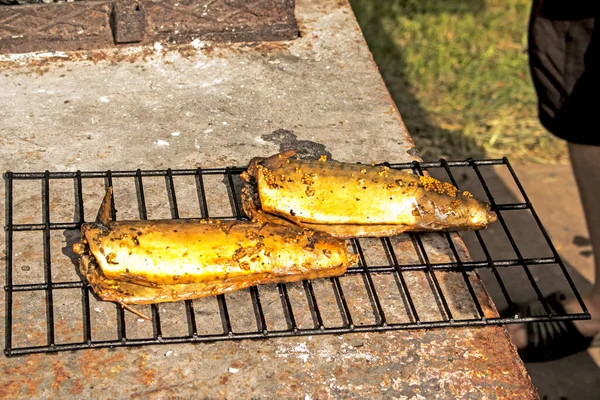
left=349, top=0, right=569, bottom=164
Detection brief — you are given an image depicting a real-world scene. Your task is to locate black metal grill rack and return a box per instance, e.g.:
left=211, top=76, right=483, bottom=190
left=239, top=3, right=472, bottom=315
left=3, top=158, right=591, bottom=356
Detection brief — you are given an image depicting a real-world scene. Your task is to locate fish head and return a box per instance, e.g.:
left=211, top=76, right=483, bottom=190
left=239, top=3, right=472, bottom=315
left=460, top=198, right=497, bottom=228
left=415, top=192, right=497, bottom=231
left=438, top=196, right=497, bottom=230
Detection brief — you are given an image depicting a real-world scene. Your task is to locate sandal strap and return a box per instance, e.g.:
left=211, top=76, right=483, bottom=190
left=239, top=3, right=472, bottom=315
left=520, top=292, right=593, bottom=362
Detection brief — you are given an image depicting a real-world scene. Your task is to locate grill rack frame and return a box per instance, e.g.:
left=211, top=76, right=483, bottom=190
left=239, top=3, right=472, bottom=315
left=3, top=158, right=591, bottom=357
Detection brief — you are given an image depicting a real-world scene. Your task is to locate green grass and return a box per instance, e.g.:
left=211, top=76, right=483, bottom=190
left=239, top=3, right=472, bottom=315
left=349, top=0, right=568, bottom=164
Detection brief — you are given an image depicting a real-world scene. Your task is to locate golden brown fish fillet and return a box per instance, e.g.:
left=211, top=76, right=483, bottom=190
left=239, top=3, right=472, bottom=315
left=74, top=188, right=357, bottom=311
left=241, top=150, right=497, bottom=238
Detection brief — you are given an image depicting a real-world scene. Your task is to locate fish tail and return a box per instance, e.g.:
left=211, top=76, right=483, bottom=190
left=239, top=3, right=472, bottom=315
left=96, top=187, right=113, bottom=226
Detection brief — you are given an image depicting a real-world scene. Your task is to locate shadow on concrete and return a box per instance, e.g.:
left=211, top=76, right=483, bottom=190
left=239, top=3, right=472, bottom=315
left=348, top=0, right=599, bottom=397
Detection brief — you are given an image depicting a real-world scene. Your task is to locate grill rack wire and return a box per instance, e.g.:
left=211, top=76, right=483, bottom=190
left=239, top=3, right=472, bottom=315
left=3, top=158, right=591, bottom=356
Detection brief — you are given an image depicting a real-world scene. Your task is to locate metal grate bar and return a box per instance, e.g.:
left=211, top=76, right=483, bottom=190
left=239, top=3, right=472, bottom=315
left=186, top=299, right=198, bottom=338
left=42, top=172, right=56, bottom=347
left=4, top=312, right=589, bottom=357
left=277, top=283, right=298, bottom=331
left=135, top=171, right=161, bottom=339
left=411, top=162, right=454, bottom=321
left=195, top=168, right=209, bottom=219
left=12, top=282, right=84, bottom=291
left=436, top=161, right=482, bottom=319
left=473, top=228, right=516, bottom=311
left=4, top=172, right=14, bottom=354
left=381, top=237, right=420, bottom=323
left=495, top=203, right=529, bottom=210
left=8, top=168, right=246, bottom=180
left=165, top=169, right=197, bottom=337
left=352, top=239, right=387, bottom=325
left=193, top=170, right=233, bottom=335
left=3, top=159, right=591, bottom=356
left=226, top=167, right=243, bottom=219
left=7, top=259, right=561, bottom=289
left=303, top=280, right=324, bottom=329
left=469, top=160, right=551, bottom=315
left=11, top=223, right=81, bottom=230
left=411, top=233, right=454, bottom=321
left=166, top=169, right=180, bottom=219
left=81, top=284, right=92, bottom=344
left=331, top=276, right=354, bottom=328
left=251, top=288, right=268, bottom=334
left=340, top=258, right=560, bottom=272
left=6, top=159, right=513, bottom=181
left=135, top=169, right=148, bottom=219
left=76, top=171, right=92, bottom=344
left=218, top=295, right=232, bottom=335
left=1, top=197, right=547, bottom=231
left=226, top=168, right=267, bottom=333
left=106, top=171, right=127, bottom=341
left=439, top=159, right=516, bottom=314
left=75, top=171, right=85, bottom=224
left=151, top=306, right=162, bottom=339
left=503, top=159, right=589, bottom=314
left=444, top=232, right=486, bottom=319
left=105, top=171, right=117, bottom=222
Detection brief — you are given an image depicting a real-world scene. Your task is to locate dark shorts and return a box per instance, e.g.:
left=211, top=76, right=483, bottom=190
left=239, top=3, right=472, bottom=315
left=528, top=0, right=598, bottom=144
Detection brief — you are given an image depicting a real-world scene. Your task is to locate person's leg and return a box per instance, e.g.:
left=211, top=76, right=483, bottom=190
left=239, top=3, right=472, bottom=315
left=508, top=142, right=600, bottom=350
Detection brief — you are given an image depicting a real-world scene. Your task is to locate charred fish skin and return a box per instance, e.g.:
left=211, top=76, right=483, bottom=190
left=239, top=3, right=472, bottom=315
left=74, top=187, right=357, bottom=307
left=242, top=151, right=497, bottom=238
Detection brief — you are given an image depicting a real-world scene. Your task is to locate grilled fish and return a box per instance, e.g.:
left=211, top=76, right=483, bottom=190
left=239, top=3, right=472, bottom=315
left=73, top=188, right=357, bottom=315
left=241, top=150, right=497, bottom=238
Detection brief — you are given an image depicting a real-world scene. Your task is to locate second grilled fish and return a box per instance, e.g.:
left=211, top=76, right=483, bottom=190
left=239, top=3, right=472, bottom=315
left=241, top=150, right=497, bottom=238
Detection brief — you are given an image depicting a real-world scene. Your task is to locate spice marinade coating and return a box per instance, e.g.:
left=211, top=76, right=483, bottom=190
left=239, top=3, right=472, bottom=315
left=73, top=188, right=357, bottom=309
left=242, top=151, right=497, bottom=238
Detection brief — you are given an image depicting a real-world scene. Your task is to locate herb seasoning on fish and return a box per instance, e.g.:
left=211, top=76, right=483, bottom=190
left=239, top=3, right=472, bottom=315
left=241, top=150, right=497, bottom=238
left=73, top=187, right=357, bottom=319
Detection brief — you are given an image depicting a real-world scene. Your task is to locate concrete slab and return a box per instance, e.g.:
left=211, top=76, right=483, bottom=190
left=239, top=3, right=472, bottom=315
left=0, top=2, right=414, bottom=172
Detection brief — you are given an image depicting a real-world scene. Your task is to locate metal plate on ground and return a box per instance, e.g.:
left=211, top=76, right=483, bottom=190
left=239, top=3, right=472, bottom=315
left=0, top=0, right=299, bottom=54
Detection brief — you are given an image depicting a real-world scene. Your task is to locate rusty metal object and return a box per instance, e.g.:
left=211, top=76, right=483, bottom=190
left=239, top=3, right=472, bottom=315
left=0, top=2, right=114, bottom=54
left=110, top=1, right=145, bottom=44
left=0, top=0, right=299, bottom=54
left=146, top=0, right=298, bottom=43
